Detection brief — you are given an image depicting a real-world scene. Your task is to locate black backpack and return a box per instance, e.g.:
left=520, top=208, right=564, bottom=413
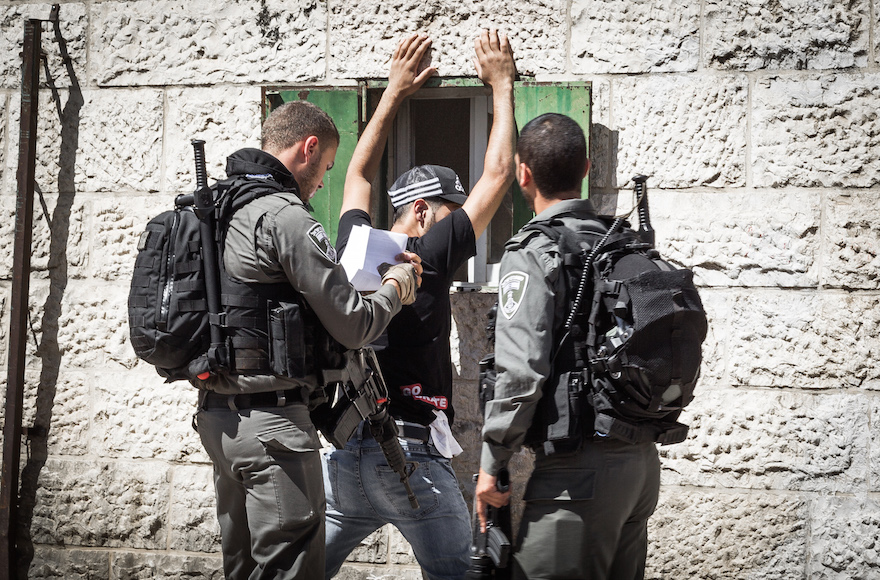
left=128, top=176, right=285, bottom=381
left=523, top=216, right=707, bottom=449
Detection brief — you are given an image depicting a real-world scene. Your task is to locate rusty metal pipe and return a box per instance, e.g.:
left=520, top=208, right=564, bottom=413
left=0, top=16, right=42, bottom=577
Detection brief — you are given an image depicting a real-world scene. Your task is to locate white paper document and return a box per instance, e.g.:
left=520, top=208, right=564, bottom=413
left=340, top=225, right=409, bottom=291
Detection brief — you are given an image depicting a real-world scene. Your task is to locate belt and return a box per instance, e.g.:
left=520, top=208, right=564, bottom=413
left=395, top=421, right=431, bottom=442
left=201, top=389, right=306, bottom=411
left=362, top=420, right=431, bottom=443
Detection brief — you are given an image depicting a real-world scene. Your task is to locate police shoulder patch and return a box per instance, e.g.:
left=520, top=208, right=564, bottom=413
left=307, top=223, right=337, bottom=263
left=499, top=271, right=529, bottom=320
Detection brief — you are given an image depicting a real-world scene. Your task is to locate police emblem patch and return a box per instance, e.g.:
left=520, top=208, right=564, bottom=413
left=499, top=271, right=529, bottom=320
left=307, top=223, right=337, bottom=263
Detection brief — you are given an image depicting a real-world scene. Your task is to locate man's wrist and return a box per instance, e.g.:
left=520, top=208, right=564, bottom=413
left=484, top=78, right=514, bottom=95
left=489, top=79, right=515, bottom=92
left=382, top=85, right=407, bottom=105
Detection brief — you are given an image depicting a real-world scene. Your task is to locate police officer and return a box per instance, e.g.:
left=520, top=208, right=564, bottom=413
left=194, top=100, right=422, bottom=580
left=475, top=113, right=661, bottom=580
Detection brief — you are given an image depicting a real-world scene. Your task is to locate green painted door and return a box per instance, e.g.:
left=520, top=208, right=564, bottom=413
left=512, top=82, right=591, bottom=231
left=265, top=88, right=360, bottom=243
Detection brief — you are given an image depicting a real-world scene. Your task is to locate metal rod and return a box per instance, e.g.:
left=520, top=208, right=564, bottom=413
left=1, top=17, right=42, bottom=577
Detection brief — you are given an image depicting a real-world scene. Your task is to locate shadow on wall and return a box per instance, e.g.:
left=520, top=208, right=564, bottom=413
left=15, top=19, right=82, bottom=578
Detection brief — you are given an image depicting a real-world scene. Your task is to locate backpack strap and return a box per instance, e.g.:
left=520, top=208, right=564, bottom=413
left=520, top=216, right=616, bottom=355
left=594, top=413, right=689, bottom=445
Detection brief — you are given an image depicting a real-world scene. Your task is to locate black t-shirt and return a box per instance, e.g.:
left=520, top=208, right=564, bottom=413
left=336, top=209, right=476, bottom=425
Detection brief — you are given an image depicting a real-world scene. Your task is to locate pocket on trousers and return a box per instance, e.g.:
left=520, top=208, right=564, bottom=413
left=254, top=421, right=322, bottom=530
left=523, top=468, right=596, bottom=502
left=376, top=461, right=440, bottom=519
left=256, top=415, right=319, bottom=453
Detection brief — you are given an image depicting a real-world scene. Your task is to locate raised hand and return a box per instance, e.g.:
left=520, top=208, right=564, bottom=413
left=387, top=33, right=438, bottom=100
left=474, top=29, right=516, bottom=90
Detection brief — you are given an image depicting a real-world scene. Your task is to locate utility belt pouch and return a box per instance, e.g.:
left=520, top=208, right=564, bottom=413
left=536, top=369, right=589, bottom=455
left=267, top=300, right=311, bottom=378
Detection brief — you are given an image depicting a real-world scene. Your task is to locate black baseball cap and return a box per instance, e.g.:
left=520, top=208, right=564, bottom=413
left=388, top=165, right=468, bottom=209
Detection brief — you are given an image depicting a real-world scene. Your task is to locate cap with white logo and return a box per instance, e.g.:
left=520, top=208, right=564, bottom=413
left=388, top=165, right=468, bottom=209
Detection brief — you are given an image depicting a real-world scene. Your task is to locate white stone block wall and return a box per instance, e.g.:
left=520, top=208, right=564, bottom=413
left=0, top=0, right=876, bottom=578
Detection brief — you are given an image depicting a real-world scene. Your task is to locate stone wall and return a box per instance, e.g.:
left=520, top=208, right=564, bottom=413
left=0, top=0, right=878, bottom=578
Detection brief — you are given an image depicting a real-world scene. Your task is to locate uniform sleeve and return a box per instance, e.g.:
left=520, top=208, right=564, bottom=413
left=267, top=204, right=401, bottom=350
left=480, top=241, right=558, bottom=475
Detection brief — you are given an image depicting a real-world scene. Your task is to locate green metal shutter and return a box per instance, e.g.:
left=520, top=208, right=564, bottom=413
left=513, top=82, right=591, bottom=231
left=264, top=88, right=360, bottom=244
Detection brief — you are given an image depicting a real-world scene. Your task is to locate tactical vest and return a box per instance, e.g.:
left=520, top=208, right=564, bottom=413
left=210, top=176, right=346, bottom=378
left=521, top=216, right=608, bottom=454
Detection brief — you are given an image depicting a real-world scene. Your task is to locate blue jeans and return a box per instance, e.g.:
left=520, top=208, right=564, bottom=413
left=322, top=423, right=472, bottom=580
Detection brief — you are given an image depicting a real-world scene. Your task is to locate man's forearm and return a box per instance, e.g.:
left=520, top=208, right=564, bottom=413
left=349, top=89, right=405, bottom=186
left=483, top=81, right=516, bottom=182
left=341, top=89, right=405, bottom=215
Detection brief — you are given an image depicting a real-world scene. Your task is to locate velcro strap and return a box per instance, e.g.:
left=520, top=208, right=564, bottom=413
left=597, top=279, right=622, bottom=294
left=594, top=413, right=654, bottom=444
left=230, top=336, right=264, bottom=349
left=128, top=296, right=148, bottom=308
left=129, top=316, right=146, bottom=327
left=187, top=240, right=201, bottom=253
left=176, top=260, right=202, bottom=274
left=142, top=228, right=164, bottom=250
left=202, top=388, right=305, bottom=410
left=178, top=299, right=207, bottom=312
left=233, top=355, right=271, bottom=371
left=134, top=255, right=156, bottom=268
left=176, top=279, right=204, bottom=292
left=563, top=254, right=583, bottom=267
left=655, top=422, right=689, bottom=445
left=130, top=275, right=151, bottom=288
left=224, top=314, right=263, bottom=328
left=222, top=294, right=262, bottom=308
left=594, top=414, right=688, bottom=445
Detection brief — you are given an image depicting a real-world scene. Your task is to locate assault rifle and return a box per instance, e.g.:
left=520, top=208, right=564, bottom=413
left=313, top=347, right=420, bottom=509
left=465, top=467, right=512, bottom=579
left=170, top=140, right=228, bottom=378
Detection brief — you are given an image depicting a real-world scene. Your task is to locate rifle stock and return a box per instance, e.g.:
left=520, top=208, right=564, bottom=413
left=633, top=174, right=654, bottom=247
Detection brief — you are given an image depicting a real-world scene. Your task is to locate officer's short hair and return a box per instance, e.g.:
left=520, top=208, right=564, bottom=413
left=518, top=113, right=587, bottom=197
left=262, top=101, right=340, bottom=154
